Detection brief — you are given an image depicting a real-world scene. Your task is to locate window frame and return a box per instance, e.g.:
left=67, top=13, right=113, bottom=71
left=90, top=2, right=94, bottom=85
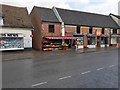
left=102, top=28, right=104, bottom=34
left=89, top=27, right=92, bottom=34
left=76, top=26, right=80, bottom=34
left=49, top=25, right=55, bottom=33
left=113, top=29, right=117, bottom=34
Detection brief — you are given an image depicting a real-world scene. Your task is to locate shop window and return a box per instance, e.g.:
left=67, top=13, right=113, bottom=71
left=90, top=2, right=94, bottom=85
left=87, top=37, right=96, bottom=45
left=49, top=25, right=54, bottom=33
left=76, top=26, right=80, bottom=33
left=113, top=29, right=117, bottom=34
left=89, top=27, right=92, bottom=34
left=0, top=38, right=24, bottom=49
left=102, top=28, right=104, bottom=34
left=105, top=37, right=108, bottom=44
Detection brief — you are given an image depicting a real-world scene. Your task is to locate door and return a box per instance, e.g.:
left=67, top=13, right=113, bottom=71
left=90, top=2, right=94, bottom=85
left=97, top=36, right=100, bottom=47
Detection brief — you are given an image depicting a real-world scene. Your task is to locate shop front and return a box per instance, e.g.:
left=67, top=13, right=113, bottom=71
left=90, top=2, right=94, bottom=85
left=87, top=34, right=96, bottom=48
left=73, top=33, right=84, bottom=49
left=101, top=34, right=109, bottom=47
left=111, top=34, right=120, bottom=46
left=43, top=36, right=78, bottom=51
left=0, top=33, right=24, bottom=51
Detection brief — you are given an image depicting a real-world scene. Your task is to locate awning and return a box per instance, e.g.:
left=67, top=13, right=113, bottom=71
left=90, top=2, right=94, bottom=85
left=111, top=34, right=120, bottom=37
left=73, top=33, right=84, bottom=37
left=101, top=34, right=109, bottom=37
left=44, top=36, right=78, bottom=39
left=86, top=34, right=96, bottom=37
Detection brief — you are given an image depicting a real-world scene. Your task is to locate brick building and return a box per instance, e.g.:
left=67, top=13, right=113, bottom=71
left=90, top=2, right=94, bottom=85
left=30, top=6, right=119, bottom=50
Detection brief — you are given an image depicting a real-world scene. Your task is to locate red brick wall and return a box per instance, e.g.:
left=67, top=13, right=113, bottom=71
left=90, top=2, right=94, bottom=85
left=30, top=7, right=43, bottom=50
left=80, top=27, right=89, bottom=34
left=80, top=27, right=89, bottom=47
left=30, top=8, right=61, bottom=50
left=41, top=22, right=61, bottom=36
left=118, top=29, right=120, bottom=34
left=65, top=25, right=76, bottom=36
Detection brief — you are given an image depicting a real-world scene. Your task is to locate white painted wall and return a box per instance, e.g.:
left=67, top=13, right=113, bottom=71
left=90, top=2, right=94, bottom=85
left=0, top=17, right=3, bottom=26
left=78, top=45, right=84, bottom=49
left=87, top=45, right=96, bottom=48
left=0, top=27, right=33, bottom=48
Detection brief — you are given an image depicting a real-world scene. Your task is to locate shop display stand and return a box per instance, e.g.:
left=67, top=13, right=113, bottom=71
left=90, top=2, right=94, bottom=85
left=42, top=41, right=62, bottom=51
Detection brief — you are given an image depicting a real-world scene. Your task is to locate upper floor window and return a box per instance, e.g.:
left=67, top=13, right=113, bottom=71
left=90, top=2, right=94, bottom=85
left=102, top=28, right=104, bottom=34
left=113, top=29, right=117, bottom=34
left=89, top=27, right=92, bottom=34
left=0, top=17, right=4, bottom=26
left=49, top=25, right=54, bottom=33
left=76, top=26, right=80, bottom=33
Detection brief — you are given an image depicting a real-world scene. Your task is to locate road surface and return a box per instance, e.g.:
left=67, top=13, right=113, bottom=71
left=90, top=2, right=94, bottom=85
left=2, top=49, right=118, bottom=88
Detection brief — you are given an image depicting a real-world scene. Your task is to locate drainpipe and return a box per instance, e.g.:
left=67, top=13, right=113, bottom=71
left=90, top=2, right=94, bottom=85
left=52, top=6, right=65, bottom=44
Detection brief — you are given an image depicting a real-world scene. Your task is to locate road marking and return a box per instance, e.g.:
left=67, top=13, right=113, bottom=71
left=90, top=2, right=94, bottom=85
left=58, top=76, right=72, bottom=80
left=81, top=71, right=91, bottom=75
left=32, top=82, right=47, bottom=87
left=109, top=65, right=115, bottom=68
left=97, top=67, right=104, bottom=71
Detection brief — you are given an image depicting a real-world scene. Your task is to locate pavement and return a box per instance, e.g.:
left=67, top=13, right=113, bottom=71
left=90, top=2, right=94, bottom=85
left=2, top=46, right=118, bottom=61
left=2, top=48, right=118, bottom=88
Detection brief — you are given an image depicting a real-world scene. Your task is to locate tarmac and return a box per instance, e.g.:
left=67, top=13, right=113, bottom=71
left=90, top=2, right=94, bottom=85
left=2, top=46, right=118, bottom=61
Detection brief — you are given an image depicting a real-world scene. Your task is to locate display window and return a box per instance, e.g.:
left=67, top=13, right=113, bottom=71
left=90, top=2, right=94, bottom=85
left=87, top=37, right=96, bottom=45
left=101, top=37, right=108, bottom=44
left=0, top=37, right=24, bottom=49
left=77, top=37, right=83, bottom=45
left=111, top=37, right=117, bottom=44
left=42, top=39, right=62, bottom=51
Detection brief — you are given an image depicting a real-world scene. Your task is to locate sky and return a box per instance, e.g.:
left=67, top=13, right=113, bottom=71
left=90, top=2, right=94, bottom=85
left=0, top=0, right=120, bottom=15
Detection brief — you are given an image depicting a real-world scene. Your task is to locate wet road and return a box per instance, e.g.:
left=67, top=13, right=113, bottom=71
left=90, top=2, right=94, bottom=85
left=2, top=49, right=118, bottom=88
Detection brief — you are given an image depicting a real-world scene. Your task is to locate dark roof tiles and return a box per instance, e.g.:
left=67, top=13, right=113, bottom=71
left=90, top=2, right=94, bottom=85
left=56, top=8, right=119, bottom=29
left=35, top=6, right=60, bottom=23
left=1, top=4, right=33, bottom=28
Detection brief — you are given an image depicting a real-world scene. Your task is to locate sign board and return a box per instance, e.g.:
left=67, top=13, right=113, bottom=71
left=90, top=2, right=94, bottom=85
left=0, top=33, right=23, bottom=37
left=96, top=31, right=101, bottom=36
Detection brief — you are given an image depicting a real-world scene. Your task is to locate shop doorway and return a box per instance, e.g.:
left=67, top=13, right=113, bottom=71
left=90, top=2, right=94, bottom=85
left=97, top=36, right=100, bottom=47
left=65, top=39, right=71, bottom=48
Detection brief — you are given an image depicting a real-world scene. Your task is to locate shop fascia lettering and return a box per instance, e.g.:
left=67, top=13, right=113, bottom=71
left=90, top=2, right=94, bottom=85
left=0, top=33, right=19, bottom=37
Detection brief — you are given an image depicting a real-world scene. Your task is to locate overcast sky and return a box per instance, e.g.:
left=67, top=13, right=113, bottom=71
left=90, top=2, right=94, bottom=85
left=0, top=0, right=120, bottom=15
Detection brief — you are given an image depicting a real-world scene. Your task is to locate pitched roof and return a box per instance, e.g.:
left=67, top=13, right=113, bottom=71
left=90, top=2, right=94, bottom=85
left=1, top=4, right=33, bottom=28
left=35, top=6, right=60, bottom=23
left=56, top=8, right=120, bottom=29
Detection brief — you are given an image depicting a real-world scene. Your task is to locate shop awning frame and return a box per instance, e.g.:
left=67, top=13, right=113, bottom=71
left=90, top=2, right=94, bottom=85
left=111, top=34, right=120, bottom=37
left=86, top=34, right=96, bottom=37
left=101, top=34, right=109, bottom=37
left=44, top=36, right=78, bottom=39
left=73, top=33, right=84, bottom=37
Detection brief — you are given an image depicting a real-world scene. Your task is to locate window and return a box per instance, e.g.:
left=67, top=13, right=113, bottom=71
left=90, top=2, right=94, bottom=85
left=89, top=27, right=92, bottom=34
left=87, top=37, right=96, bottom=45
left=102, top=28, right=104, bottom=34
left=49, top=25, right=54, bottom=33
left=76, top=26, right=80, bottom=33
left=113, top=29, right=117, bottom=34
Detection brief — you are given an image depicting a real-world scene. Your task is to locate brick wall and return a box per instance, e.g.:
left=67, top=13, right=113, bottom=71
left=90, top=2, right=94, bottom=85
left=118, top=29, right=120, bottom=34
left=30, top=7, right=42, bottom=50
left=65, top=25, right=76, bottom=36
left=41, top=22, right=61, bottom=36
left=80, top=26, right=89, bottom=34
left=30, top=8, right=61, bottom=50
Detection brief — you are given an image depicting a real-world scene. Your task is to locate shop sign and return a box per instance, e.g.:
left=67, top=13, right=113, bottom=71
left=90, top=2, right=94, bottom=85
left=96, top=32, right=101, bottom=36
left=0, top=34, right=18, bottom=37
